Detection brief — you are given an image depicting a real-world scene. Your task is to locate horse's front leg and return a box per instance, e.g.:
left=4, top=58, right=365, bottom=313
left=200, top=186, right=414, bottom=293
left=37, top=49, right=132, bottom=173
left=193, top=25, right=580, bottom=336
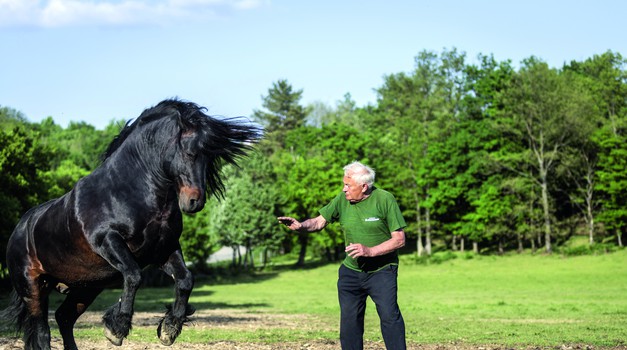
left=157, top=249, right=195, bottom=346
left=95, top=234, right=142, bottom=346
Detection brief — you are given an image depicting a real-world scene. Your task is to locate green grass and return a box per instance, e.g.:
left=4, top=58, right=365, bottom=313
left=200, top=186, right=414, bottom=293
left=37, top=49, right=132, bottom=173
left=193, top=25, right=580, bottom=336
left=3, top=249, right=627, bottom=347
left=395, top=251, right=627, bottom=346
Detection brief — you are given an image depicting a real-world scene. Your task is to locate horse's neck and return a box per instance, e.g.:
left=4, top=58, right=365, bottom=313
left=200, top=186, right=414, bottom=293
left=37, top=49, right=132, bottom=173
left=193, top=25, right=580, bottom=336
left=98, top=153, right=175, bottom=207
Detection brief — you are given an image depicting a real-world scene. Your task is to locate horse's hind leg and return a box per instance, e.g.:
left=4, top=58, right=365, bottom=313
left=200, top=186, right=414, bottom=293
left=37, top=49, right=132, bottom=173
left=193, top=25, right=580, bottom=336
left=6, top=225, right=53, bottom=349
left=55, top=287, right=103, bottom=350
left=17, top=274, right=53, bottom=350
left=157, top=249, right=195, bottom=346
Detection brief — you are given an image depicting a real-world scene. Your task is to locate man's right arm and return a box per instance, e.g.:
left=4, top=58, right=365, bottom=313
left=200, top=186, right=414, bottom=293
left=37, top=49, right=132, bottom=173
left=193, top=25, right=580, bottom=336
left=277, top=215, right=327, bottom=233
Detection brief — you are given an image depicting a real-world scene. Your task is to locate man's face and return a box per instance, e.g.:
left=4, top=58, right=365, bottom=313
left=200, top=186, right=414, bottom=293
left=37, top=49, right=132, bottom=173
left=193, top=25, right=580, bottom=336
left=343, top=174, right=367, bottom=203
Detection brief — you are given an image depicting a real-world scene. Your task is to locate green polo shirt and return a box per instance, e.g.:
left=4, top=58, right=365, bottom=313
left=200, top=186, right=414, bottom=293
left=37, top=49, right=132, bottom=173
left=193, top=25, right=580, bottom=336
left=319, top=187, right=406, bottom=272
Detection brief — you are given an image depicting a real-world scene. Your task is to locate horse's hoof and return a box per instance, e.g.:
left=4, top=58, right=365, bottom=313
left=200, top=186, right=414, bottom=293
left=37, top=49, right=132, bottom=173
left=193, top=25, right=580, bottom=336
left=104, top=327, right=124, bottom=346
left=157, top=319, right=175, bottom=346
left=159, top=334, right=175, bottom=346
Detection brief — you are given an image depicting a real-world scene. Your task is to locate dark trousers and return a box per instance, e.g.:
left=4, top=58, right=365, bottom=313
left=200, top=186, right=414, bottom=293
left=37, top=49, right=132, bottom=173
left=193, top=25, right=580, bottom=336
left=337, top=264, right=406, bottom=350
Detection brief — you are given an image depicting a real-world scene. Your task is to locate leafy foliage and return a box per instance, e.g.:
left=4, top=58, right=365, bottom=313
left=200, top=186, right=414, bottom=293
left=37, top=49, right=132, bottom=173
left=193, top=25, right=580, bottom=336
left=195, top=152, right=283, bottom=269
left=0, top=126, right=53, bottom=277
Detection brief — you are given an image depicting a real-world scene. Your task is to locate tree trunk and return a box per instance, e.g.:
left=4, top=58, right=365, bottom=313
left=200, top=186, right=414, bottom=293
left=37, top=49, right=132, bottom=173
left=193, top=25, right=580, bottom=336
left=231, top=246, right=238, bottom=267
left=587, top=204, right=595, bottom=245
left=540, top=177, right=552, bottom=253
left=472, top=241, right=479, bottom=254
left=537, top=231, right=542, bottom=248
left=262, top=247, right=269, bottom=268
left=243, top=244, right=254, bottom=270
left=243, top=248, right=249, bottom=269
left=498, top=237, right=504, bottom=255
left=296, top=233, right=308, bottom=266
left=451, top=235, right=458, bottom=251
left=460, top=237, right=465, bottom=253
left=425, top=205, right=432, bottom=256
left=324, top=247, right=332, bottom=262
left=416, top=196, right=425, bottom=257
left=517, top=232, right=523, bottom=253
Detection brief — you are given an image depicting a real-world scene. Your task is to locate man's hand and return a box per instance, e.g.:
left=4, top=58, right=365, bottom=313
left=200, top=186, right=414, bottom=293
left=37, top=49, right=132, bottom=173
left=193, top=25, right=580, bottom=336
left=278, top=215, right=328, bottom=233
left=345, top=243, right=372, bottom=258
left=345, top=231, right=405, bottom=258
left=277, top=216, right=302, bottom=231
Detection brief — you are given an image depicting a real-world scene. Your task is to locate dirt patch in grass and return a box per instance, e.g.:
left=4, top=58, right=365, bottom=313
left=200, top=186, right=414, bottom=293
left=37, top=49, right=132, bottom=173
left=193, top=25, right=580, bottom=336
left=1, top=309, right=625, bottom=350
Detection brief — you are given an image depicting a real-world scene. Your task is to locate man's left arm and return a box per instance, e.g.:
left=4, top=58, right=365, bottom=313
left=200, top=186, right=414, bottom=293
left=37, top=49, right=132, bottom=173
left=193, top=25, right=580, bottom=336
left=345, top=229, right=405, bottom=258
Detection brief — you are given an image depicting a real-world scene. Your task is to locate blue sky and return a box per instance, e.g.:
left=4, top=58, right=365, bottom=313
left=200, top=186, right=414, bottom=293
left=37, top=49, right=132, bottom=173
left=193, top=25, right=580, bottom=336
left=1, top=0, right=625, bottom=129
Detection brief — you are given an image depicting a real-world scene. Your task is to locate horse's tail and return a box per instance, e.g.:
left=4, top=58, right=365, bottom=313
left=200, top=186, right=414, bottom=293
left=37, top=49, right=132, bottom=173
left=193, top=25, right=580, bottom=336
left=0, top=289, right=28, bottom=336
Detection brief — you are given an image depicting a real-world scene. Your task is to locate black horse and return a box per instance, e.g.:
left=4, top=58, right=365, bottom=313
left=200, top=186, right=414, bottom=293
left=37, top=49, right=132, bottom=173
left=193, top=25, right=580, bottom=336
left=1, top=99, right=260, bottom=350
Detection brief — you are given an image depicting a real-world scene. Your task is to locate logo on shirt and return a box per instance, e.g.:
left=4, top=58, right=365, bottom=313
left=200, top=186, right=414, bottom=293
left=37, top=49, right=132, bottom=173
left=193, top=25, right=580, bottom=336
left=364, top=217, right=380, bottom=222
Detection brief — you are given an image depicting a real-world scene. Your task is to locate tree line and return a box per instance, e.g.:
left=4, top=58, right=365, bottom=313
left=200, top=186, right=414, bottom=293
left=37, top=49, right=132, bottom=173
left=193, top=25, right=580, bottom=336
left=1, top=48, right=626, bottom=277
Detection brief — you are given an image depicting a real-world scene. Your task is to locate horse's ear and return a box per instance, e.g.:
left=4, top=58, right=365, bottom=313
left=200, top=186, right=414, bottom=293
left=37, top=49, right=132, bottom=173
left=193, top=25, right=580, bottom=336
left=174, top=109, right=195, bottom=134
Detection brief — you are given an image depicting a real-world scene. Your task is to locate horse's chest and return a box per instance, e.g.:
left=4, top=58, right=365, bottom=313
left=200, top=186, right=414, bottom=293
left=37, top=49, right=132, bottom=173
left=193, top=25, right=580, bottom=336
left=127, top=213, right=181, bottom=261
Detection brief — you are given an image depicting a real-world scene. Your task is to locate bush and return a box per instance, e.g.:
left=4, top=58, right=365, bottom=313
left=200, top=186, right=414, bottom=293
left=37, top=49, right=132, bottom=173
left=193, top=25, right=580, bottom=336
left=559, top=243, right=617, bottom=256
left=403, top=250, right=459, bottom=265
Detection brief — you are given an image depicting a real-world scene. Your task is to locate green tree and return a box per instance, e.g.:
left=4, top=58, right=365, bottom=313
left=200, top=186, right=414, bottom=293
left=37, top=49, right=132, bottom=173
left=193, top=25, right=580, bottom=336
left=496, top=58, right=596, bottom=253
left=275, top=123, right=368, bottom=265
left=373, top=48, right=467, bottom=256
left=253, top=79, right=311, bottom=150
left=565, top=51, right=627, bottom=246
left=558, top=136, right=600, bottom=245
left=308, top=93, right=362, bottom=128
left=202, top=152, right=283, bottom=269
left=594, top=129, right=627, bottom=247
left=181, top=207, right=221, bottom=272
left=34, top=118, right=121, bottom=172
left=1, top=106, right=28, bottom=130
left=452, top=54, right=518, bottom=252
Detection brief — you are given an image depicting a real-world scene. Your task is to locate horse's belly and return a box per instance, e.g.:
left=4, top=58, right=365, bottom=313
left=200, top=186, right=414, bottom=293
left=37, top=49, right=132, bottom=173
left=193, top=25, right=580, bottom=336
left=43, top=254, right=121, bottom=286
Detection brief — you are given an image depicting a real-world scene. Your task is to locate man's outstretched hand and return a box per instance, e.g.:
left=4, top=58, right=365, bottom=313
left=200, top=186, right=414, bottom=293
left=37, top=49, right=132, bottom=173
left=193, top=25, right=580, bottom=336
left=277, top=216, right=302, bottom=231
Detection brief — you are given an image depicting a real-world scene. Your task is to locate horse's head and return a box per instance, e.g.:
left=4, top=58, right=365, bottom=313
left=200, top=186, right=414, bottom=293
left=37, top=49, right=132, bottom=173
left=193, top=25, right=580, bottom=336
left=104, top=99, right=260, bottom=214
left=168, top=123, right=210, bottom=213
left=163, top=100, right=260, bottom=213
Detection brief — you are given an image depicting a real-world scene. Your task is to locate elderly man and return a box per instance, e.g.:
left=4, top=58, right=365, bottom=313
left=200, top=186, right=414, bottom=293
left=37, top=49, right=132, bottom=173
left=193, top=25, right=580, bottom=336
left=278, top=161, right=406, bottom=350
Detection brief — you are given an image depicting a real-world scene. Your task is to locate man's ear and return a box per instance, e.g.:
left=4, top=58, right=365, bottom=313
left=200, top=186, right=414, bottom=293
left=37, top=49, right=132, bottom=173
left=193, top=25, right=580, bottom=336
left=362, top=183, right=369, bottom=193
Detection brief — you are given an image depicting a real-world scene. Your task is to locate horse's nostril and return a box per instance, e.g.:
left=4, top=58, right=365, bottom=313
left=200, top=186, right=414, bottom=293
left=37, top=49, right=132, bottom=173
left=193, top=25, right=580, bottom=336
left=179, top=186, right=204, bottom=212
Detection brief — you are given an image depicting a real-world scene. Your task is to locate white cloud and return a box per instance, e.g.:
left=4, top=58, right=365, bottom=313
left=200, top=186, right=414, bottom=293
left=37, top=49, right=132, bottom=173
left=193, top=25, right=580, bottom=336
left=0, top=0, right=265, bottom=28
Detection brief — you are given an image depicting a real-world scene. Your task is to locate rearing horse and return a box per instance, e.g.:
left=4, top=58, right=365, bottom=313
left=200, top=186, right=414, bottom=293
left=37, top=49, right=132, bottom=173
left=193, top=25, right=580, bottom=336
left=1, top=99, right=260, bottom=350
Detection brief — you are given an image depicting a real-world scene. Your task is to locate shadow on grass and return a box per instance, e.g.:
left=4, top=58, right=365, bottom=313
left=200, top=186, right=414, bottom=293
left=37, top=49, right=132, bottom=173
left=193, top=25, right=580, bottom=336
left=1, top=258, right=336, bottom=322
left=47, top=287, right=270, bottom=314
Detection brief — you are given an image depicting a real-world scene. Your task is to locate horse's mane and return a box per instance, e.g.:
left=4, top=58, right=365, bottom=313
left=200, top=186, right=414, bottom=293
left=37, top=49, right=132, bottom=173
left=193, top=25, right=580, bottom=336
left=102, top=98, right=260, bottom=197
left=103, top=99, right=194, bottom=159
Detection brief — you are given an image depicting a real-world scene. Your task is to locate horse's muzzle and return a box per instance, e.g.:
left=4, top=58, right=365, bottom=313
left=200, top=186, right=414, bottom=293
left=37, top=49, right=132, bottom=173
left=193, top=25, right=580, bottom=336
left=178, top=186, right=205, bottom=213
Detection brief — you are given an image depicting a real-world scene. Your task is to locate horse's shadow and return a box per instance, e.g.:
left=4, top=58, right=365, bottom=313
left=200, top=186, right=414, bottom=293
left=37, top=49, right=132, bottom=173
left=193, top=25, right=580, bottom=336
left=48, top=285, right=272, bottom=313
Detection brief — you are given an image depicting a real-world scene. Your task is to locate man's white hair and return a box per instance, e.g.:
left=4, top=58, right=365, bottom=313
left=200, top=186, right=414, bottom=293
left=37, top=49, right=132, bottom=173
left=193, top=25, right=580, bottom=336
left=343, top=161, right=375, bottom=187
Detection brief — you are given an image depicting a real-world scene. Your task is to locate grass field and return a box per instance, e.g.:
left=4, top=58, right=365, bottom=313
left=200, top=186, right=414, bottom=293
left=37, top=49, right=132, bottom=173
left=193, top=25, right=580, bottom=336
left=2, top=249, right=627, bottom=348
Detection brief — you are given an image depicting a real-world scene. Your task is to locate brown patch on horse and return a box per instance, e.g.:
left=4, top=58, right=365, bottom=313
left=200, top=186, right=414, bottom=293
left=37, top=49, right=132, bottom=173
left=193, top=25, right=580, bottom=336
left=26, top=256, right=46, bottom=317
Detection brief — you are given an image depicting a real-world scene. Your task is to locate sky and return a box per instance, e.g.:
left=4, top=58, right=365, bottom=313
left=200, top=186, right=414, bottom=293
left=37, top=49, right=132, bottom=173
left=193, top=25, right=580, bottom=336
left=1, top=0, right=626, bottom=130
